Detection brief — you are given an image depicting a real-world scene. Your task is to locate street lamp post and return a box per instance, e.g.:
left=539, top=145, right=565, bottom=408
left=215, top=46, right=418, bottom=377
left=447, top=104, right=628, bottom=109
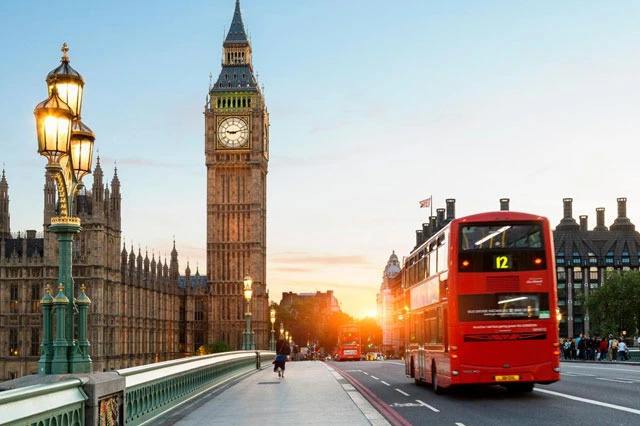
left=242, top=274, right=254, bottom=350
left=34, top=43, right=95, bottom=374
left=269, top=308, right=276, bottom=351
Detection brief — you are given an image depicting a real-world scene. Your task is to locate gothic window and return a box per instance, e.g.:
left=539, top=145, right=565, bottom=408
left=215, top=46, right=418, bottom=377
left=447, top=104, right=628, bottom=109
left=30, top=328, right=40, bottom=356
left=10, top=285, right=19, bottom=313
left=31, top=284, right=40, bottom=313
left=195, top=300, right=204, bottom=322
left=9, top=329, right=18, bottom=356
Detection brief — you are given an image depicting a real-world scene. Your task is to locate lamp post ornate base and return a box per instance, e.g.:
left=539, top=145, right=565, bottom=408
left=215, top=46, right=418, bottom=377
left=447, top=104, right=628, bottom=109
left=39, top=219, right=93, bottom=374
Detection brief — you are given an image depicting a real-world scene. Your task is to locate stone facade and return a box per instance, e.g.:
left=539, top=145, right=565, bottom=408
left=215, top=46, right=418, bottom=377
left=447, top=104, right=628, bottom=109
left=0, top=163, right=207, bottom=380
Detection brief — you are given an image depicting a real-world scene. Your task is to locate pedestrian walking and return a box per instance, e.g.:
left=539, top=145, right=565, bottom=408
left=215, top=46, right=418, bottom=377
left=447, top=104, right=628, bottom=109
left=273, top=334, right=291, bottom=378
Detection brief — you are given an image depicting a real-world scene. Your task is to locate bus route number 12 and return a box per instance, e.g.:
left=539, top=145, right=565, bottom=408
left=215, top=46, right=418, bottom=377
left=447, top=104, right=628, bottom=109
left=494, top=255, right=511, bottom=270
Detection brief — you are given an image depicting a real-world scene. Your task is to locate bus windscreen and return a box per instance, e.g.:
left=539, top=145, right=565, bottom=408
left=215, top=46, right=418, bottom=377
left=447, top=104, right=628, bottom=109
left=459, top=222, right=546, bottom=272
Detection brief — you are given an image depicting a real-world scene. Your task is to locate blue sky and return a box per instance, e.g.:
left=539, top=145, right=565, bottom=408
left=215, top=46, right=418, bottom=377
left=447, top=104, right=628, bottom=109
left=2, top=1, right=640, bottom=318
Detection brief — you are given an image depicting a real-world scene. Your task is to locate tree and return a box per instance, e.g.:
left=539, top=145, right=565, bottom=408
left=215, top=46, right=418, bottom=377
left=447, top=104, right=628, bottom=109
left=585, top=270, right=640, bottom=338
left=198, top=341, right=232, bottom=354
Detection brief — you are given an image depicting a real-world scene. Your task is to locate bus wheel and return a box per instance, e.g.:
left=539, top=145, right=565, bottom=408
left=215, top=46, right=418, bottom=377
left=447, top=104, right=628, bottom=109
left=506, top=383, right=534, bottom=393
left=432, top=363, right=443, bottom=394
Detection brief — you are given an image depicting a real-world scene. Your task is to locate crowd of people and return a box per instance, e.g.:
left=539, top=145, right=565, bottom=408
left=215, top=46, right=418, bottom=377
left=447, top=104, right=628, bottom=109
left=560, top=334, right=638, bottom=361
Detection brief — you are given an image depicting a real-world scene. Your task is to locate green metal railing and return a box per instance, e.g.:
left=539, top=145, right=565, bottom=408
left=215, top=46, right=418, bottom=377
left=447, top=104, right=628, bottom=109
left=119, top=351, right=274, bottom=426
left=0, top=351, right=275, bottom=426
left=0, top=378, right=87, bottom=426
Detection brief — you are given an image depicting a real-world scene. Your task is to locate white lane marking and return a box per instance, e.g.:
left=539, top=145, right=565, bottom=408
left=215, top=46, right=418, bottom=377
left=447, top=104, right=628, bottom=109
left=362, top=371, right=370, bottom=376
left=535, top=388, right=640, bottom=415
left=455, top=423, right=466, bottom=426
left=381, top=381, right=391, bottom=386
left=595, top=377, right=634, bottom=384
left=371, top=375, right=380, bottom=380
left=416, top=399, right=440, bottom=412
left=395, top=388, right=410, bottom=396
left=561, top=372, right=596, bottom=377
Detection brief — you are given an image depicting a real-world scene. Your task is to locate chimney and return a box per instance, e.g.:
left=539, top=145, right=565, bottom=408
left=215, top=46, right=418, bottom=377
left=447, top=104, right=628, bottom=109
left=579, top=215, right=588, bottom=232
left=436, top=208, right=445, bottom=229
left=610, top=197, right=635, bottom=231
left=594, top=207, right=607, bottom=231
left=445, top=198, right=456, bottom=222
left=618, top=197, right=627, bottom=218
left=415, top=230, right=423, bottom=247
left=557, top=198, right=579, bottom=229
left=429, top=215, right=437, bottom=231
left=500, top=198, right=510, bottom=211
left=563, top=198, right=573, bottom=219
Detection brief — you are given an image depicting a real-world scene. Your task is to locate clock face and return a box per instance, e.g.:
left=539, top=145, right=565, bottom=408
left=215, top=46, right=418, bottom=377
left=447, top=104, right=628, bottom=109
left=218, top=117, right=249, bottom=148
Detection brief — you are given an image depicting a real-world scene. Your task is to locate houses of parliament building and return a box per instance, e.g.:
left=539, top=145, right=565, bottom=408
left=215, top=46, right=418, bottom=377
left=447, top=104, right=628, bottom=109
left=0, top=0, right=270, bottom=381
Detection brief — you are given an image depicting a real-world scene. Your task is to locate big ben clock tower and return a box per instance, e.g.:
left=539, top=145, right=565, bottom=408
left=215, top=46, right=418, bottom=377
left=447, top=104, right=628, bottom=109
left=204, top=0, right=269, bottom=350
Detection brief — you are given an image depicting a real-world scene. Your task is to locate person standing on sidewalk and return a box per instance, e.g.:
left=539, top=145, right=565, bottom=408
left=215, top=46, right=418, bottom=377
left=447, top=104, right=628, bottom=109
left=274, top=335, right=291, bottom=378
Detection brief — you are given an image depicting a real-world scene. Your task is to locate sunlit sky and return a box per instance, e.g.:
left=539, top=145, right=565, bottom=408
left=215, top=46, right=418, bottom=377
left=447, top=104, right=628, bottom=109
left=2, top=1, right=640, bottom=319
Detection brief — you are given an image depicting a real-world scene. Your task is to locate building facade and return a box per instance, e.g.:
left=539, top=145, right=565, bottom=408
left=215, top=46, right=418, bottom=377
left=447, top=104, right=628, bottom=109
left=553, top=197, right=640, bottom=338
left=204, top=0, right=270, bottom=349
left=0, top=164, right=207, bottom=381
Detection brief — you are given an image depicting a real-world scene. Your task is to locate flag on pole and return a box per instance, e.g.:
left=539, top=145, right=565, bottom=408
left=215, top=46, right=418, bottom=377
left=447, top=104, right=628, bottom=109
left=419, top=197, right=431, bottom=208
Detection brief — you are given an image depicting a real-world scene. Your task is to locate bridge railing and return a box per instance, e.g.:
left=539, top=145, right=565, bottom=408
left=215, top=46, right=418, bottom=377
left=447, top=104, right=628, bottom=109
left=0, top=378, right=87, bottom=426
left=120, top=350, right=272, bottom=426
left=0, top=350, right=275, bottom=426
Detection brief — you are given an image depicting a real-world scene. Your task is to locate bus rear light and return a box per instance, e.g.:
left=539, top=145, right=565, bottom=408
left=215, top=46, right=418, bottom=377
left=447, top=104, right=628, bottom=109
left=552, top=342, right=560, bottom=347
left=452, top=354, right=458, bottom=359
left=552, top=350, right=560, bottom=356
left=453, top=370, right=459, bottom=376
left=534, top=258, right=543, bottom=265
left=461, top=260, right=470, bottom=268
left=451, top=345, right=458, bottom=351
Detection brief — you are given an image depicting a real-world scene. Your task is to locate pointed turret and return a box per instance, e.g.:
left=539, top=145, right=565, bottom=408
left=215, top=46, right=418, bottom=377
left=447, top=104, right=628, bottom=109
left=0, top=168, right=10, bottom=239
left=212, top=0, right=258, bottom=93
left=92, top=156, right=104, bottom=203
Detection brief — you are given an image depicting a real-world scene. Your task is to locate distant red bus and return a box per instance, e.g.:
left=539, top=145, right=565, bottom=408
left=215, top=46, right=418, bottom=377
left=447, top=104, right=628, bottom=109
left=335, top=324, right=361, bottom=361
left=404, top=211, right=560, bottom=393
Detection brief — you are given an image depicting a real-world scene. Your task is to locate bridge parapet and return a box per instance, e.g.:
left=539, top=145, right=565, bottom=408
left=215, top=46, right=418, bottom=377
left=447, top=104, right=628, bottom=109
left=0, top=378, right=87, bottom=426
left=0, top=351, right=275, bottom=426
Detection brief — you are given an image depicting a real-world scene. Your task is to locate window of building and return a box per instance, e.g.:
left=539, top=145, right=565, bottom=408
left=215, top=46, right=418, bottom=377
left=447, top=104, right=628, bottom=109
left=557, top=267, right=566, bottom=281
left=9, top=329, right=18, bottom=356
left=573, top=267, right=583, bottom=281
left=31, top=329, right=40, bottom=356
left=195, top=300, right=204, bottom=322
left=10, top=285, right=19, bottom=313
left=589, top=267, right=598, bottom=281
left=31, top=285, right=40, bottom=313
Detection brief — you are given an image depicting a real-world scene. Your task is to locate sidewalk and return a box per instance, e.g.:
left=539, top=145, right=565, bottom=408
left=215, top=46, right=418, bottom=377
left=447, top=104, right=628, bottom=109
left=155, top=361, right=391, bottom=426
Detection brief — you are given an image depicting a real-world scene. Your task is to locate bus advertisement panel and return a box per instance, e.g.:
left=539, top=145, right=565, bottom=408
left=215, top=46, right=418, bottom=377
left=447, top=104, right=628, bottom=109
left=404, top=211, right=560, bottom=393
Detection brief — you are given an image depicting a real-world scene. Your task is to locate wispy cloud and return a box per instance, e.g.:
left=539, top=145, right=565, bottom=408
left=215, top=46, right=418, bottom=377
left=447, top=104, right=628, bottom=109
left=269, top=252, right=370, bottom=266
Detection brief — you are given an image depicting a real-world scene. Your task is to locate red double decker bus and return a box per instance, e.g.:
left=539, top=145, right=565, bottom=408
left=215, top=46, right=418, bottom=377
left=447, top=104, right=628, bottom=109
left=335, top=324, right=361, bottom=361
left=404, top=211, right=560, bottom=393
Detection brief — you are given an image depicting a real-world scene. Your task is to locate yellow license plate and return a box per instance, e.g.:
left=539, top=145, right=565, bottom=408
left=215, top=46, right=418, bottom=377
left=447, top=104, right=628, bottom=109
left=495, top=375, right=520, bottom=382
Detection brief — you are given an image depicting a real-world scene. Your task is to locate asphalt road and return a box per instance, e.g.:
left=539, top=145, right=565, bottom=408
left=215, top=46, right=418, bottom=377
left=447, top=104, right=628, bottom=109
left=330, top=360, right=640, bottom=426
